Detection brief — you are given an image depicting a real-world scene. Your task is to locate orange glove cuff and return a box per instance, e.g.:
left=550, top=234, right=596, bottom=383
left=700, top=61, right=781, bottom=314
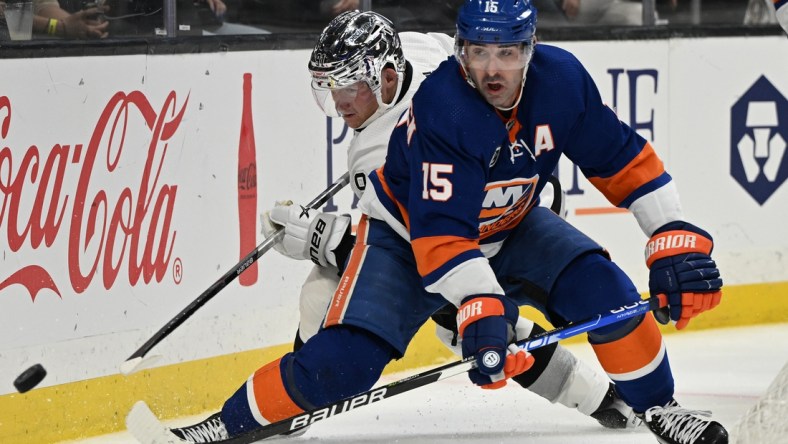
left=456, top=297, right=505, bottom=338
left=645, top=230, right=713, bottom=268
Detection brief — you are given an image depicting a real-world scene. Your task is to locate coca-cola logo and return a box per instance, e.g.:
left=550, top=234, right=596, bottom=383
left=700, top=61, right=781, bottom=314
left=0, top=91, right=187, bottom=301
left=238, top=162, right=256, bottom=192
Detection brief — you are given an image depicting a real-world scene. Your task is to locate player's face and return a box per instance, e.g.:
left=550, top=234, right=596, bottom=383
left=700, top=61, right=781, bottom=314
left=329, top=68, right=398, bottom=129
left=331, top=82, right=378, bottom=129
left=462, top=42, right=529, bottom=109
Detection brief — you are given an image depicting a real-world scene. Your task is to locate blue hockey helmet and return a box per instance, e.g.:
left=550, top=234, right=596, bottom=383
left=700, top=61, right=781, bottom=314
left=456, top=0, right=537, bottom=45
left=454, top=0, right=537, bottom=110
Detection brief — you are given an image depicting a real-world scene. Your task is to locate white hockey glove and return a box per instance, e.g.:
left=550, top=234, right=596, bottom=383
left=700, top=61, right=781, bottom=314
left=261, top=200, right=292, bottom=257
left=262, top=201, right=350, bottom=267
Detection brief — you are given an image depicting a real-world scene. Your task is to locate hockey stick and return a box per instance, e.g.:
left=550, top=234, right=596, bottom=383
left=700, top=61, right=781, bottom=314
left=126, top=296, right=665, bottom=443
left=120, top=172, right=351, bottom=376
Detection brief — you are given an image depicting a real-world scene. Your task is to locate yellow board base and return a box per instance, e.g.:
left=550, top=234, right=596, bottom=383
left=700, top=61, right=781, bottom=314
left=1, top=281, right=785, bottom=443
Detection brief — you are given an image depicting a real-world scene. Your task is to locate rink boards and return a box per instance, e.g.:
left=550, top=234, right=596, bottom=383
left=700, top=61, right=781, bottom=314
left=0, top=34, right=787, bottom=443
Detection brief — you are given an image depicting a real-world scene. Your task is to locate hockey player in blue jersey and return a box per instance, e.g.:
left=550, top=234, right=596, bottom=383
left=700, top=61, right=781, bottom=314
left=359, top=1, right=727, bottom=443
left=156, top=3, right=726, bottom=444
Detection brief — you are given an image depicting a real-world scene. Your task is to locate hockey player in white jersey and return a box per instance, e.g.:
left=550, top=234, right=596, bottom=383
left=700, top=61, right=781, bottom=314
left=160, top=11, right=640, bottom=443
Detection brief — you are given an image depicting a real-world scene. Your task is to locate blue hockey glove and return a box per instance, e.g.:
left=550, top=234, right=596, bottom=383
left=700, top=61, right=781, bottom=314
left=457, top=295, right=534, bottom=389
left=646, top=221, right=723, bottom=330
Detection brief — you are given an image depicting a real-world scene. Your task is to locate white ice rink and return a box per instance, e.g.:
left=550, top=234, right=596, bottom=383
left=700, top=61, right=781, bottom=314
left=67, top=323, right=788, bottom=444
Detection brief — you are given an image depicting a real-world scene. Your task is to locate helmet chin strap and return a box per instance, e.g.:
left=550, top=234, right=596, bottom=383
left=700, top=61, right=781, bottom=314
left=358, top=72, right=405, bottom=130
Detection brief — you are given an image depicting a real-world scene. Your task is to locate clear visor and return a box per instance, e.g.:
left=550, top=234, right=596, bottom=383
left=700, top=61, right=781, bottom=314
left=311, top=79, right=377, bottom=118
left=457, top=43, right=533, bottom=71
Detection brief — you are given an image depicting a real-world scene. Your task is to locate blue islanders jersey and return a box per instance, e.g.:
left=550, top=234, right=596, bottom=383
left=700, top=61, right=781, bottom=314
left=361, top=44, right=675, bottom=305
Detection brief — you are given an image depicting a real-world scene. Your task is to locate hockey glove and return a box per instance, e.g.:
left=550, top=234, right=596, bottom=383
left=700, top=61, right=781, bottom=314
left=646, top=221, right=723, bottom=330
left=457, top=295, right=534, bottom=390
left=262, top=201, right=350, bottom=267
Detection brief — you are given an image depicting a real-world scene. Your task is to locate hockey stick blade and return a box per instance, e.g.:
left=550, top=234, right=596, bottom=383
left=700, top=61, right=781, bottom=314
left=121, top=172, right=351, bottom=375
left=120, top=355, right=163, bottom=376
left=126, top=401, right=188, bottom=444
left=126, top=296, right=663, bottom=443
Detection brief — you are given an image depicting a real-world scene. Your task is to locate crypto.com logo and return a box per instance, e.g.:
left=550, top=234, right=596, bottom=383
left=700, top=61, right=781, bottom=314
left=731, top=76, right=787, bottom=205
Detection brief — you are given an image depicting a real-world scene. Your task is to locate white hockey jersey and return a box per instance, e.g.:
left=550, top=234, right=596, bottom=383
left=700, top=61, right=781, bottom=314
left=346, top=32, right=454, bottom=199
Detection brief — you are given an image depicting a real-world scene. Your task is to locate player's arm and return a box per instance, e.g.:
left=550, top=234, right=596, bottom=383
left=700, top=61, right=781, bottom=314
left=399, top=103, right=531, bottom=389
left=565, top=63, right=723, bottom=330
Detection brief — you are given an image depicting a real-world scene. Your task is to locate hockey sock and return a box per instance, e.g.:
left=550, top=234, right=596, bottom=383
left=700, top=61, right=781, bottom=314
left=589, top=314, right=674, bottom=413
left=551, top=252, right=674, bottom=413
left=221, top=356, right=304, bottom=436
left=221, top=326, right=396, bottom=437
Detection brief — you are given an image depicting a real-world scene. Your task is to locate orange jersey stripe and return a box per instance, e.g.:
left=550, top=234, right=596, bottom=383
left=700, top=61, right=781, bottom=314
left=591, top=313, right=663, bottom=375
left=587, top=143, right=665, bottom=207
left=325, top=216, right=370, bottom=327
left=375, top=166, right=410, bottom=231
left=412, top=235, right=479, bottom=277
left=251, top=358, right=304, bottom=423
left=574, top=207, right=630, bottom=216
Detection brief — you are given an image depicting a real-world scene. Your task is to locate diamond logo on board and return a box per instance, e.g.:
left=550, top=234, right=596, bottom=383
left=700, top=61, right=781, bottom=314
left=730, top=75, right=788, bottom=205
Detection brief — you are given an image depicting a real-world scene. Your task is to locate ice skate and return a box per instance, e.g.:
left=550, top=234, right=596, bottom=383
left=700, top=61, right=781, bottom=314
left=170, top=413, right=229, bottom=443
left=590, top=383, right=641, bottom=429
left=640, top=399, right=728, bottom=444
left=170, top=412, right=308, bottom=442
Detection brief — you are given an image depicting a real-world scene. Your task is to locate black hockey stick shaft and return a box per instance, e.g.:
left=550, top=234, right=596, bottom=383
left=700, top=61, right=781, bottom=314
left=222, top=296, right=664, bottom=443
left=125, top=172, right=350, bottom=364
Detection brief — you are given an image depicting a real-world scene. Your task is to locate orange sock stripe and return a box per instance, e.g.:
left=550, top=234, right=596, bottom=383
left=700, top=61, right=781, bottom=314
left=251, top=358, right=304, bottom=423
left=325, top=216, right=369, bottom=327
left=591, top=313, right=664, bottom=376
left=457, top=297, right=504, bottom=337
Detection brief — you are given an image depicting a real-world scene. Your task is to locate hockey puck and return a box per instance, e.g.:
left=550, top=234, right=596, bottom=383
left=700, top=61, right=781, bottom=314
left=13, top=363, right=47, bottom=393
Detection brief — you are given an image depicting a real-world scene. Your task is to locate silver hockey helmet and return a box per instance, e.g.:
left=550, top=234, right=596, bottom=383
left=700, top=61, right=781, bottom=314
left=308, top=11, right=406, bottom=124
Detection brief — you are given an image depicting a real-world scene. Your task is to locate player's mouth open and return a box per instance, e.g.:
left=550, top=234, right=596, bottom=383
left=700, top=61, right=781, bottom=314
left=487, top=83, right=503, bottom=92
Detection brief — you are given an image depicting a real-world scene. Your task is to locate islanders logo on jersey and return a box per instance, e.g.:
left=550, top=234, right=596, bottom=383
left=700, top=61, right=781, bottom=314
left=479, top=176, right=538, bottom=239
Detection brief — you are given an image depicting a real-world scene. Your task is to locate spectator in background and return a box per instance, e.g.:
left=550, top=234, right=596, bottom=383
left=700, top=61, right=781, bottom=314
left=778, top=0, right=788, bottom=33
left=323, top=0, right=639, bottom=28
left=325, top=0, right=464, bottom=30
left=25, top=0, right=108, bottom=39
left=744, top=0, right=788, bottom=33
left=559, top=0, right=642, bottom=25
left=102, top=0, right=266, bottom=36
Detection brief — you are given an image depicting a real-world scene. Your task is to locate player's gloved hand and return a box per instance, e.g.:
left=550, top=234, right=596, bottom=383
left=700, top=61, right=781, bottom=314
left=457, top=295, right=534, bottom=389
left=261, top=200, right=293, bottom=256
left=646, top=221, right=723, bottom=330
left=261, top=201, right=350, bottom=267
